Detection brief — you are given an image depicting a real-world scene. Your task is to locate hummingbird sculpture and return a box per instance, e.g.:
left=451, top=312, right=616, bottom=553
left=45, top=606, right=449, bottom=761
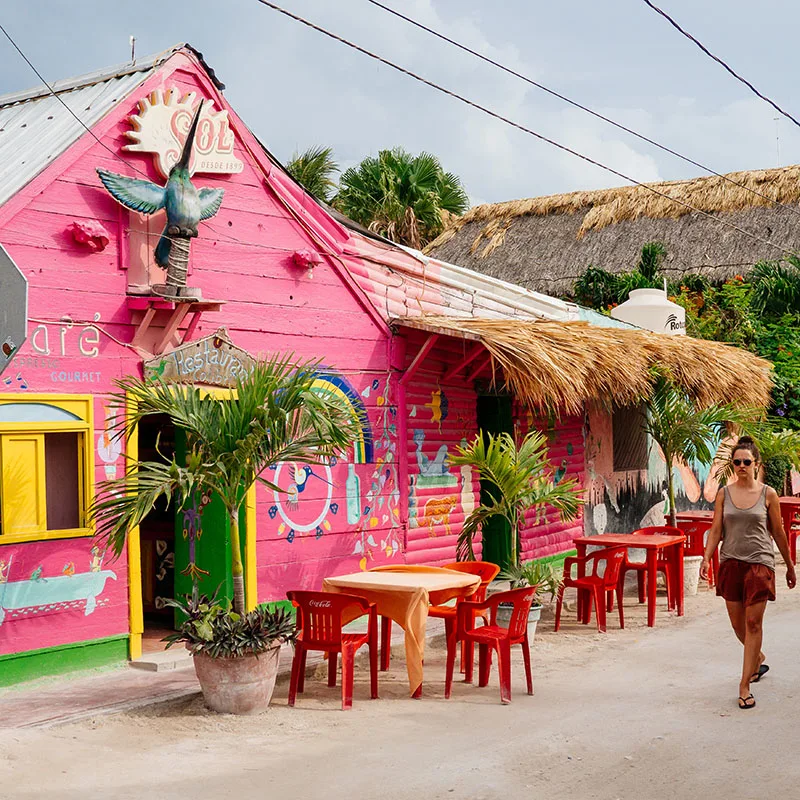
left=97, top=100, right=224, bottom=300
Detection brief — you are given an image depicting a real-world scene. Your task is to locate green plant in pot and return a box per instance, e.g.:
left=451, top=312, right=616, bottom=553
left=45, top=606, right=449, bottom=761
left=450, top=430, right=583, bottom=627
left=499, top=558, right=565, bottom=638
left=91, top=355, right=361, bottom=714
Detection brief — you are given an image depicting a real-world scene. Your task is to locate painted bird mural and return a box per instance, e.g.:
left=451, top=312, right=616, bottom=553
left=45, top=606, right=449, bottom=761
left=96, top=100, right=224, bottom=295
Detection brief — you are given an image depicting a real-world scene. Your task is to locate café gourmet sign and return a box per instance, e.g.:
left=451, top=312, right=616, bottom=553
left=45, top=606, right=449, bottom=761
left=125, top=89, right=243, bottom=178
left=144, top=329, right=255, bottom=387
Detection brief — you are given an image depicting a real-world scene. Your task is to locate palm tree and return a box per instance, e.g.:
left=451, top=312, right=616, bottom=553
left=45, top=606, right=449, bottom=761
left=750, top=255, right=800, bottom=315
left=285, top=146, right=339, bottom=203
left=91, top=356, right=361, bottom=613
left=642, top=376, right=752, bottom=527
left=449, top=431, right=583, bottom=567
left=334, top=148, right=469, bottom=249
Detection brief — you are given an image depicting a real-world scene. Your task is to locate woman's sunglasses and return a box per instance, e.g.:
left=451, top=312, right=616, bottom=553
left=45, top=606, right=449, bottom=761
left=733, top=458, right=753, bottom=467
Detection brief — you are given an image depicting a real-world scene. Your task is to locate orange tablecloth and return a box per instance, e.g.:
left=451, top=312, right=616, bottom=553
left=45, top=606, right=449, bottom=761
left=322, top=568, right=480, bottom=696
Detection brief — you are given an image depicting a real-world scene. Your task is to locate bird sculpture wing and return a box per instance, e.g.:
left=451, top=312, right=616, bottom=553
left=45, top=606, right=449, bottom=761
left=96, top=169, right=166, bottom=214
left=198, top=187, right=225, bottom=220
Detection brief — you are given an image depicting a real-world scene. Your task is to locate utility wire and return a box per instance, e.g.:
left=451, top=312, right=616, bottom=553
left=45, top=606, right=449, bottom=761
left=640, top=0, right=800, bottom=131
left=365, top=0, right=800, bottom=222
left=256, top=0, right=798, bottom=258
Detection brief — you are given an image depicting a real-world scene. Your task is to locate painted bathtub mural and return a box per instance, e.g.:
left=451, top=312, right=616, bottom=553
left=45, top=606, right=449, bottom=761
left=0, top=553, right=116, bottom=626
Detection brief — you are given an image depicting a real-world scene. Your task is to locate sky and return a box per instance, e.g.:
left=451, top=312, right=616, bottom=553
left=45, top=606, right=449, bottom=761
left=1, top=0, right=799, bottom=206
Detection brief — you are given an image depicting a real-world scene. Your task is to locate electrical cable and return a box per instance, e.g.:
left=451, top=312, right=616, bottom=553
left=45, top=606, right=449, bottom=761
left=256, top=0, right=798, bottom=258
left=640, top=0, right=800, bottom=131
left=366, top=0, right=800, bottom=221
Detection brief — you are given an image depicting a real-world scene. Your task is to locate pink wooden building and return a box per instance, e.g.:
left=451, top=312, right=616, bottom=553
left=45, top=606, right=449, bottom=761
left=0, top=46, right=759, bottom=685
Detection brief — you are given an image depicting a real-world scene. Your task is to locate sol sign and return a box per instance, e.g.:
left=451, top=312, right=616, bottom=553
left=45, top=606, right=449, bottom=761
left=125, top=89, right=244, bottom=178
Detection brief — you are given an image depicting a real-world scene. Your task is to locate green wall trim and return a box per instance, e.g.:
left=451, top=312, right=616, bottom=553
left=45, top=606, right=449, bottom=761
left=530, top=550, right=576, bottom=567
left=0, top=635, right=128, bottom=688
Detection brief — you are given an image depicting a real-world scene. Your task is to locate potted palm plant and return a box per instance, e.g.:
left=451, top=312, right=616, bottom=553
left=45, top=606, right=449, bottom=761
left=91, top=355, right=361, bottom=714
left=450, top=430, right=583, bottom=626
left=499, top=558, right=564, bottom=640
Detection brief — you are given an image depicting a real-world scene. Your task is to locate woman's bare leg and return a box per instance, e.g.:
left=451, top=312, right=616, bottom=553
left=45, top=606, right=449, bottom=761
left=740, top=600, right=768, bottom=699
left=725, top=600, right=765, bottom=677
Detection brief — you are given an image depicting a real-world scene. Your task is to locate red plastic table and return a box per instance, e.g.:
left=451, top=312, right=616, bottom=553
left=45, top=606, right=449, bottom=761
left=779, top=497, right=800, bottom=563
left=573, top=533, right=685, bottom=627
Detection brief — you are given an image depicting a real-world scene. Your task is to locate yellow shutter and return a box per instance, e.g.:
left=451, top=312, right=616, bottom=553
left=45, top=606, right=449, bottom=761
left=0, top=433, right=47, bottom=535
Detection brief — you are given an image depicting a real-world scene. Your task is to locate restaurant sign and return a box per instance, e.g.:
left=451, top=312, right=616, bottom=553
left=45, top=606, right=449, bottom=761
left=125, top=89, right=243, bottom=178
left=144, top=329, right=255, bottom=387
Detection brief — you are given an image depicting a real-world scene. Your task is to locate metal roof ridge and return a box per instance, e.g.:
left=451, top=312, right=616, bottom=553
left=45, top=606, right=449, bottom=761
left=0, top=43, right=188, bottom=108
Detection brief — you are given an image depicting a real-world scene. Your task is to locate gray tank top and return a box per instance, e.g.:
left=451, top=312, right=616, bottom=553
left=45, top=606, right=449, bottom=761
left=720, top=485, right=774, bottom=570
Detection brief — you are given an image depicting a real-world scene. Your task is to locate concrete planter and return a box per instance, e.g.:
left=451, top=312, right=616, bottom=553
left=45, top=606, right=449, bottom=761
left=683, top=555, right=704, bottom=597
left=192, top=643, right=281, bottom=715
left=496, top=602, right=542, bottom=642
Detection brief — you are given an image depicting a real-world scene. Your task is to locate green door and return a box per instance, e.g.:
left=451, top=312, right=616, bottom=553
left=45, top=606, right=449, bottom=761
left=172, top=429, right=247, bottom=622
left=476, top=395, right=514, bottom=569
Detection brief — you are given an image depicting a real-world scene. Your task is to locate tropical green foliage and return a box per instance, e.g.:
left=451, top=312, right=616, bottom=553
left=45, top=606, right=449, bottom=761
left=91, top=355, right=361, bottom=614
left=449, top=431, right=583, bottom=566
left=164, top=589, right=296, bottom=658
left=572, top=241, right=671, bottom=309
left=500, top=558, right=564, bottom=605
left=334, top=147, right=469, bottom=248
left=642, top=376, right=751, bottom=526
left=285, top=146, right=339, bottom=203
left=714, top=420, right=800, bottom=493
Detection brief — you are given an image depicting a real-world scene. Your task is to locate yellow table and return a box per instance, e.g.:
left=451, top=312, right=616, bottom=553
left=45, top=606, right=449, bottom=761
left=322, top=567, right=480, bottom=696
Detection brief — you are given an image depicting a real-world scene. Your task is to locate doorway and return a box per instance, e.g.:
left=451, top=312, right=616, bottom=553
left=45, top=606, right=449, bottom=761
left=137, top=413, right=177, bottom=653
left=476, top=394, right=514, bottom=569
left=130, top=409, right=255, bottom=658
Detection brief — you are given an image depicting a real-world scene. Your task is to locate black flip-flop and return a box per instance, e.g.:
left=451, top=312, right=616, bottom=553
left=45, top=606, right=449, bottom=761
left=751, top=664, right=770, bottom=683
left=738, top=694, right=756, bottom=710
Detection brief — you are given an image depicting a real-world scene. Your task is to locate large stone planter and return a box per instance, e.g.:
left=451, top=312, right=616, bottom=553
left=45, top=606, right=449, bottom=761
left=193, top=644, right=281, bottom=715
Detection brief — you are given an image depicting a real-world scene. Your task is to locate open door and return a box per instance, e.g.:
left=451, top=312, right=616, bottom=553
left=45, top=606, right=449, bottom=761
left=476, top=395, right=514, bottom=569
left=172, top=428, right=248, bottom=619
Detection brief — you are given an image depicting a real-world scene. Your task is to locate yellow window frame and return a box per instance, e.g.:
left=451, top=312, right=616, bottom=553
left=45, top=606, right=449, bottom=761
left=0, top=394, right=94, bottom=544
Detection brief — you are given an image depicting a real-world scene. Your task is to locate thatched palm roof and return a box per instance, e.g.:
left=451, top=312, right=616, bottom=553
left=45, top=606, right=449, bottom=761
left=424, top=165, right=800, bottom=295
left=398, top=316, right=772, bottom=413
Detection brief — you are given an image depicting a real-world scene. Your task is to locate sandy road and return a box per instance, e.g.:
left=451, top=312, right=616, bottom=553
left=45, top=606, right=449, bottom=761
left=1, top=578, right=798, bottom=800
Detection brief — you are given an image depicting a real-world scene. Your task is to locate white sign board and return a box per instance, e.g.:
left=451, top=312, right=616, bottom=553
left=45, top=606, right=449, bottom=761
left=0, top=244, right=28, bottom=377
left=124, top=89, right=244, bottom=179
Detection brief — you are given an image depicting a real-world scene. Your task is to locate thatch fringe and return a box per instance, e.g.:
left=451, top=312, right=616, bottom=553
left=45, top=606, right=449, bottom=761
left=411, top=316, right=773, bottom=414
left=424, top=164, right=800, bottom=257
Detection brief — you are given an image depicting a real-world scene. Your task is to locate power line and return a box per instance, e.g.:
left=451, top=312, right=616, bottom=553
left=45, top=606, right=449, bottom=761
left=365, top=0, right=800, bottom=222
left=640, top=0, right=800, bottom=131
left=256, top=0, right=799, bottom=259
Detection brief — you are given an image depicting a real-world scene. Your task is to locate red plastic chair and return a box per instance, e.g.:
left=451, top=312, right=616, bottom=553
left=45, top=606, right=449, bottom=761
left=780, top=503, right=800, bottom=565
left=444, top=586, right=537, bottom=704
left=429, top=561, right=501, bottom=675
left=675, top=520, right=716, bottom=586
left=617, top=526, right=683, bottom=610
left=555, top=546, right=627, bottom=633
left=287, top=590, right=378, bottom=710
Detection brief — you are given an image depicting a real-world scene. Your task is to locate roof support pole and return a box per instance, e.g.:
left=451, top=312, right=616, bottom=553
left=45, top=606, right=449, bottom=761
left=442, top=343, right=484, bottom=383
left=466, top=352, right=493, bottom=382
left=396, top=333, right=438, bottom=534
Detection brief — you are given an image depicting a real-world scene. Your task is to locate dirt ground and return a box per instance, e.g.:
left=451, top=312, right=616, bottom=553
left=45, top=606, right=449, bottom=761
left=2, top=575, right=799, bottom=800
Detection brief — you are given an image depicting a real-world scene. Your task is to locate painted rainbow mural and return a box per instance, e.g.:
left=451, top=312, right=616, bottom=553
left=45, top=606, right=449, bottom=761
left=311, top=372, right=374, bottom=464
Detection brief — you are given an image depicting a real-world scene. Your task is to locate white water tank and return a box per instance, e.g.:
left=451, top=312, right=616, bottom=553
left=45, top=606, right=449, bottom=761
left=610, top=288, right=686, bottom=335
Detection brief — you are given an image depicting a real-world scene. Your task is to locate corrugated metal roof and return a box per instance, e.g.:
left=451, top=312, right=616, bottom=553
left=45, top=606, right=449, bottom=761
left=0, top=45, right=206, bottom=209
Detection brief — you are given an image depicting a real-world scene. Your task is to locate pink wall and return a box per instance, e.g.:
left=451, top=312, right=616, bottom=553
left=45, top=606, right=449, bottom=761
left=0, top=54, right=398, bottom=655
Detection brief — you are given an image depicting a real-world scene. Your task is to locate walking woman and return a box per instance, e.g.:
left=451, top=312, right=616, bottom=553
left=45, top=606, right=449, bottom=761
left=701, top=436, right=796, bottom=709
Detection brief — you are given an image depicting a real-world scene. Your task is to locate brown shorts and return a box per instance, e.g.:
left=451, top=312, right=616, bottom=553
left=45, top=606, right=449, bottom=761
left=716, top=559, right=776, bottom=607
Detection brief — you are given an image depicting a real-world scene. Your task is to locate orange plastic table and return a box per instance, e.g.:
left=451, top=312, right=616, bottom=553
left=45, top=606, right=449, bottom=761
left=573, top=533, right=685, bottom=627
left=322, top=568, right=480, bottom=697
